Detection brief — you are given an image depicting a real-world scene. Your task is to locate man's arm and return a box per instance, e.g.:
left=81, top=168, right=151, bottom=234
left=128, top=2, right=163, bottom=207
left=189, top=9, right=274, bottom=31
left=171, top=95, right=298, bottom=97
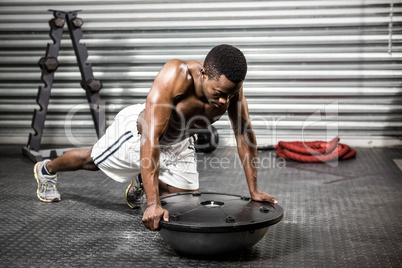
left=140, top=60, right=191, bottom=231
left=228, top=88, right=277, bottom=204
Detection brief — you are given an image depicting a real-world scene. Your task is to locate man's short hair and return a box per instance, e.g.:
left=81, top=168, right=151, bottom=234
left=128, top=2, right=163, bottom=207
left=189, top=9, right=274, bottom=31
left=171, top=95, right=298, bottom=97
left=204, top=44, right=247, bottom=83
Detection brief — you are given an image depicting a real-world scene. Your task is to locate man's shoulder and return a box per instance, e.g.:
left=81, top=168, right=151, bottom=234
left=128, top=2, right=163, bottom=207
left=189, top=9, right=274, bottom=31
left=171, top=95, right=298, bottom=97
left=163, top=59, right=200, bottom=75
left=158, top=59, right=200, bottom=94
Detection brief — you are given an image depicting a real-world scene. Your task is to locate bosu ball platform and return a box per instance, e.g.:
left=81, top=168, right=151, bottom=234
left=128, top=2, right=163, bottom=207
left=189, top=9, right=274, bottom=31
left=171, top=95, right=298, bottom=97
left=158, top=192, right=284, bottom=255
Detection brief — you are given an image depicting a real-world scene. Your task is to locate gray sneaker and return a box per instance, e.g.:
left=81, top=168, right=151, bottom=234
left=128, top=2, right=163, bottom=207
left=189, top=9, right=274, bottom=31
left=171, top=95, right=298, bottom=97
left=125, top=174, right=146, bottom=208
left=34, top=160, right=61, bottom=202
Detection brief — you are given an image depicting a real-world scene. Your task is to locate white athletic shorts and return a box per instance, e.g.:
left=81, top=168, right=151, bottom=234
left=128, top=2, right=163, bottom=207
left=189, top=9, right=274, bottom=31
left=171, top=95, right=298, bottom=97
left=91, top=104, right=199, bottom=190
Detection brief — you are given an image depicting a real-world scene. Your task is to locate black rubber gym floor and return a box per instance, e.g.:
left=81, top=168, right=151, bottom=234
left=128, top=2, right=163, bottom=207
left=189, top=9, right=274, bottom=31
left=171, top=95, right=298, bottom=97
left=0, top=145, right=401, bottom=267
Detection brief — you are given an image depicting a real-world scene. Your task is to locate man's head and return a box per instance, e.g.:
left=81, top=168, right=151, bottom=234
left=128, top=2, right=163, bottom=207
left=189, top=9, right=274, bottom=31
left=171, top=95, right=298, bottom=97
left=201, top=44, right=247, bottom=108
left=204, top=44, right=247, bottom=83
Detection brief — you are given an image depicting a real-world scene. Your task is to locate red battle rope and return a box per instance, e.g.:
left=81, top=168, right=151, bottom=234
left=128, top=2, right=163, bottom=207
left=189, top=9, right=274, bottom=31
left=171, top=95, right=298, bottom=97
left=275, top=137, right=356, bottom=163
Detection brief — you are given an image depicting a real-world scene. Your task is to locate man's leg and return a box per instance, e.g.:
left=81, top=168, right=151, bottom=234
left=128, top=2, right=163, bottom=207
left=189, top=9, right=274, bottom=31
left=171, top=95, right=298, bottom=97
left=158, top=180, right=198, bottom=196
left=34, top=148, right=98, bottom=202
left=125, top=137, right=199, bottom=208
left=46, top=148, right=99, bottom=173
left=125, top=174, right=198, bottom=209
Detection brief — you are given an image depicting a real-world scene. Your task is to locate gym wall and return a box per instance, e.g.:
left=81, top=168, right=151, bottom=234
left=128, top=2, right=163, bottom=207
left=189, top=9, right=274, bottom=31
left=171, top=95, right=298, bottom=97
left=0, top=0, right=401, bottom=148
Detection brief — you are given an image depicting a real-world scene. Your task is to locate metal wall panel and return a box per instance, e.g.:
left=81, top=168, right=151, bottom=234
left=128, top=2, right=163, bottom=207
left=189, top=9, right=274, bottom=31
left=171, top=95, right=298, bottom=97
left=0, top=0, right=401, bottom=148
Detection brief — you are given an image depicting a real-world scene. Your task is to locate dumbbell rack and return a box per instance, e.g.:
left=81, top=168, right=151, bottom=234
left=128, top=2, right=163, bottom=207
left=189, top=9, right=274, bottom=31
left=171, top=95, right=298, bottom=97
left=22, top=10, right=105, bottom=162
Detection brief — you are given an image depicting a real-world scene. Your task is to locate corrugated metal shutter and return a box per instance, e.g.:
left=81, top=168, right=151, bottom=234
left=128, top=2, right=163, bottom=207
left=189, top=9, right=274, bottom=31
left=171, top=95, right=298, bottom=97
left=0, top=0, right=401, bottom=148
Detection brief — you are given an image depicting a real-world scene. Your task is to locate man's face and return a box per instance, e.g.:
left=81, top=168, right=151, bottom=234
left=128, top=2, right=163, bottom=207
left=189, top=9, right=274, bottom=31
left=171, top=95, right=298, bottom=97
left=202, top=74, right=243, bottom=108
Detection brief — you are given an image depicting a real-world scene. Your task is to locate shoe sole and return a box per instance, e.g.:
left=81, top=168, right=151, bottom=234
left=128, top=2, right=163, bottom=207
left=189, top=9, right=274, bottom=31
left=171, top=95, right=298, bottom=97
left=34, top=162, right=61, bottom=203
left=125, top=180, right=135, bottom=209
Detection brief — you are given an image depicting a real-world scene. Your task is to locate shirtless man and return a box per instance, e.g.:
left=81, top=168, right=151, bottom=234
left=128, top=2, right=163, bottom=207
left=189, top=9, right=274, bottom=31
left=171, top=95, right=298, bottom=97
left=33, top=44, right=278, bottom=231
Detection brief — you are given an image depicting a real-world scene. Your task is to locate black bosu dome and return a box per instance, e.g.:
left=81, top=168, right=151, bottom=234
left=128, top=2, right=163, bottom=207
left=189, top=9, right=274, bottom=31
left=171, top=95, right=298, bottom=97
left=158, top=192, right=284, bottom=255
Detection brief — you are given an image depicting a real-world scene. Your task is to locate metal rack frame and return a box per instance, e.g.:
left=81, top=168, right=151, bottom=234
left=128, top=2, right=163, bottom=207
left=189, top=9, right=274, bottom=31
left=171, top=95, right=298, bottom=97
left=23, top=10, right=105, bottom=162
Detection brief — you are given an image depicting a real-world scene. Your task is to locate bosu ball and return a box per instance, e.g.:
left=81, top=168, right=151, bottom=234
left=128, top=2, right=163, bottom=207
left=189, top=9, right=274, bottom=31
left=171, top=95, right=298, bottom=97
left=158, top=192, right=284, bottom=255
